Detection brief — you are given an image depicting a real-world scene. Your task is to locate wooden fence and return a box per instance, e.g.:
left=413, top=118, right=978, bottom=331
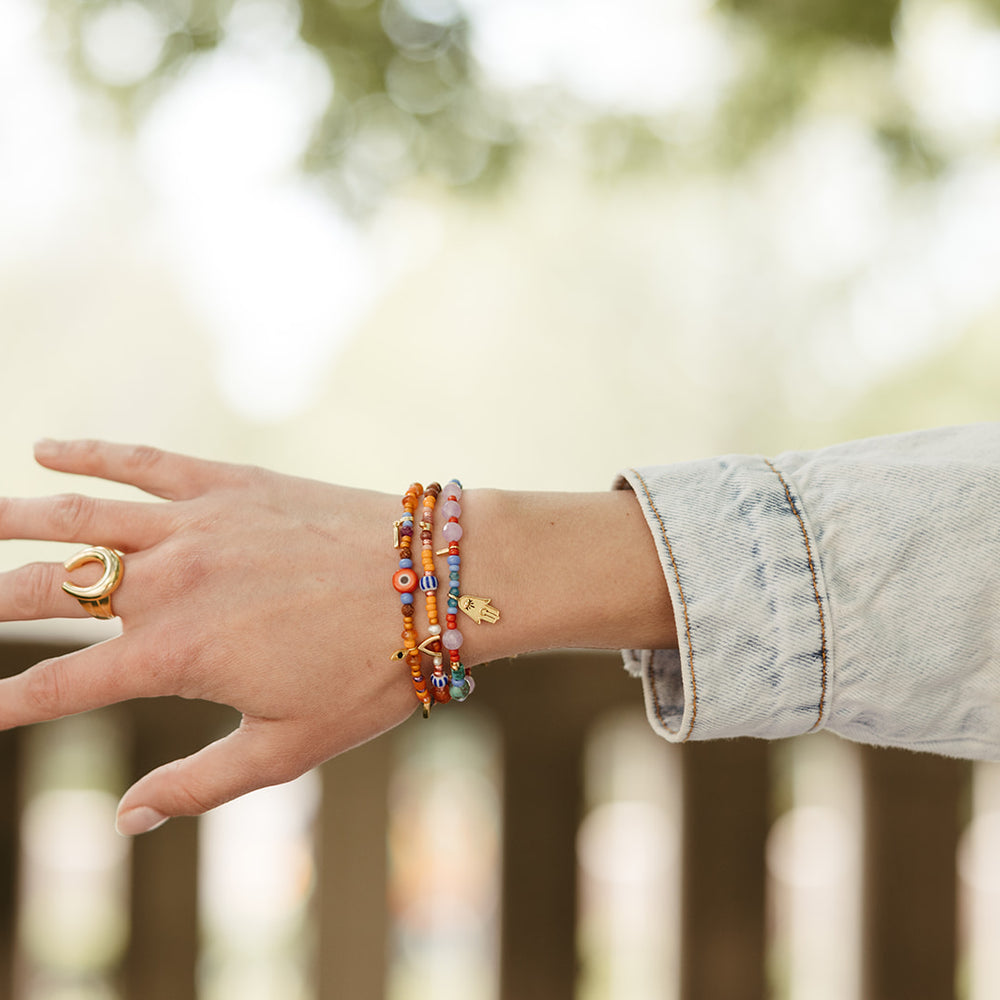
left=0, top=640, right=973, bottom=1000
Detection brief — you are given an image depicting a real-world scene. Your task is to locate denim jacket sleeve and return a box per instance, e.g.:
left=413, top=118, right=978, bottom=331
left=616, top=424, right=1000, bottom=760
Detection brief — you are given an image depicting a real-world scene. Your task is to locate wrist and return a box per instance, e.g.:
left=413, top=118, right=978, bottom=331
left=456, top=487, right=677, bottom=666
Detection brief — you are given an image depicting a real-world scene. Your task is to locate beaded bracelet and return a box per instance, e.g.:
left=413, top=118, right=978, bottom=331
left=393, top=479, right=501, bottom=715
left=419, top=482, right=451, bottom=705
left=439, top=480, right=473, bottom=702
left=393, top=483, right=432, bottom=718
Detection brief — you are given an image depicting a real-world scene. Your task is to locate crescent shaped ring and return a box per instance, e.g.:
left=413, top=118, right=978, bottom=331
left=62, top=546, right=125, bottom=620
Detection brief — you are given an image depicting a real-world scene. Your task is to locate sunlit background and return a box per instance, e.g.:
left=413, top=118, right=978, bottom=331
left=1, top=0, right=999, bottom=996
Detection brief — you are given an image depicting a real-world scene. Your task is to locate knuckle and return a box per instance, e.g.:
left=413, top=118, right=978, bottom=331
left=124, top=444, right=164, bottom=473
left=157, top=544, right=210, bottom=601
left=12, top=563, right=57, bottom=618
left=50, top=493, right=93, bottom=537
left=163, top=762, right=214, bottom=816
left=255, top=730, right=315, bottom=785
left=258, top=749, right=301, bottom=787
left=66, top=439, right=104, bottom=470
left=23, top=659, right=68, bottom=718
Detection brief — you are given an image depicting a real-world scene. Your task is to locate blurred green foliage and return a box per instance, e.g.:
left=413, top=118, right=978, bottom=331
left=46, top=0, right=999, bottom=210
left=719, top=0, right=899, bottom=45
left=49, top=0, right=517, bottom=212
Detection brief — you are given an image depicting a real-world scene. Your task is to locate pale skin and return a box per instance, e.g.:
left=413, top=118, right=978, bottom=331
left=0, top=440, right=677, bottom=835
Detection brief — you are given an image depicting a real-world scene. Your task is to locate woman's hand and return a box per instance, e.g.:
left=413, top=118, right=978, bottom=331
left=0, top=440, right=418, bottom=834
left=0, top=440, right=677, bottom=834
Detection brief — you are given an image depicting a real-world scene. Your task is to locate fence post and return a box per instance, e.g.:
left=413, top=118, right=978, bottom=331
left=0, top=641, right=68, bottom=1000
left=123, top=699, right=235, bottom=1000
left=315, top=733, right=393, bottom=1000
left=860, top=747, right=968, bottom=1000
left=0, top=729, right=20, bottom=1000
left=488, top=652, right=640, bottom=1000
left=679, top=740, right=769, bottom=1000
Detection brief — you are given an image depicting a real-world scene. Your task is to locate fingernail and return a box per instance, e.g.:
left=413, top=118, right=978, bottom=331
left=34, top=438, right=58, bottom=452
left=116, top=806, right=169, bottom=837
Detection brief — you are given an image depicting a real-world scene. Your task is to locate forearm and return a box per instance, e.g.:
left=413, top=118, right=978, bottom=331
left=457, top=488, right=678, bottom=666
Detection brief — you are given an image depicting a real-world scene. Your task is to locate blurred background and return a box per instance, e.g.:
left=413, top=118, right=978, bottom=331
left=1, top=0, right=999, bottom=997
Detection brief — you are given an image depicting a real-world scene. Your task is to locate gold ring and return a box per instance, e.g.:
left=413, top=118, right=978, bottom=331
left=62, top=546, right=124, bottom=620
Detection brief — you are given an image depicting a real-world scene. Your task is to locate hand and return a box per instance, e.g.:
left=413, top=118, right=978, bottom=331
left=0, top=440, right=418, bottom=834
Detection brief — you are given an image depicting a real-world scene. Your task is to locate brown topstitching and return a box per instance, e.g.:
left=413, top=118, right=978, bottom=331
left=764, top=459, right=829, bottom=730
left=630, top=469, right=697, bottom=740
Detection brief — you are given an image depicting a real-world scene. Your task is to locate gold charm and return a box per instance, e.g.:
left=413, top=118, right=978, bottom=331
left=391, top=635, right=443, bottom=661
left=457, top=595, right=500, bottom=624
left=417, top=635, right=442, bottom=656
left=393, top=519, right=404, bottom=548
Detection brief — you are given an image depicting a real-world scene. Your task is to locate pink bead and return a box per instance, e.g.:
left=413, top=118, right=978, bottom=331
left=446, top=482, right=463, bottom=500
left=443, top=628, right=464, bottom=650
left=442, top=520, right=463, bottom=542
left=442, top=499, right=462, bottom=519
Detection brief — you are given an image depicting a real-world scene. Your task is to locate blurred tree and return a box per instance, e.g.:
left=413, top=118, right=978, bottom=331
left=719, top=0, right=899, bottom=45
left=48, top=0, right=518, bottom=213
left=45, top=0, right=999, bottom=209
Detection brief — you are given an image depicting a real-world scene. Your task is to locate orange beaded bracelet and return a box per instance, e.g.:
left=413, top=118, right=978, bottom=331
left=392, top=483, right=432, bottom=718
left=419, top=482, right=451, bottom=705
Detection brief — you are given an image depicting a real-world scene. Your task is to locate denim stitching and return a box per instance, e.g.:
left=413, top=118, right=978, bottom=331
left=630, top=469, right=697, bottom=740
left=764, top=460, right=828, bottom=730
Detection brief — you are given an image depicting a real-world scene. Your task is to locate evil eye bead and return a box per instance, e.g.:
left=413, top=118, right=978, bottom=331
left=392, top=568, right=419, bottom=593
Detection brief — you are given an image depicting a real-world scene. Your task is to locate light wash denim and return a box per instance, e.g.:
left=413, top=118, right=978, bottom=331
left=617, top=424, right=1000, bottom=760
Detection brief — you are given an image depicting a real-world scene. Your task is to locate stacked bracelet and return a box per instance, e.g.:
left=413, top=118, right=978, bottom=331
left=419, top=482, right=451, bottom=704
left=393, top=483, right=433, bottom=718
left=393, top=479, right=499, bottom=716
left=440, top=481, right=473, bottom=702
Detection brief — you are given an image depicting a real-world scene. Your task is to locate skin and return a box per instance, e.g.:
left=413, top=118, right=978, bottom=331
left=0, top=439, right=676, bottom=834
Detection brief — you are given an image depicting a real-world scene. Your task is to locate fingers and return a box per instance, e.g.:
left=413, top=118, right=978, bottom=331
left=0, top=549, right=152, bottom=622
left=0, top=638, right=165, bottom=730
left=34, top=439, right=244, bottom=502
left=0, top=492, right=164, bottom=550
left=0, top=561, right=94, bottom=621
left=115, top=721, right=311, bottom=835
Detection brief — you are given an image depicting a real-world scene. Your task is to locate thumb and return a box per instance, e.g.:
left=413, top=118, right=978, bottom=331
left=115, top=721, right=309, bottom=835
